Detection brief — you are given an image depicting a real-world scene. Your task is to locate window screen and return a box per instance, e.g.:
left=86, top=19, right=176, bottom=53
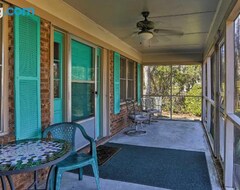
left=220, top=44, right=225, bottom=109
left=0, top=6, right=3, bottom=133
left=235, top=15, right=240, bottom=117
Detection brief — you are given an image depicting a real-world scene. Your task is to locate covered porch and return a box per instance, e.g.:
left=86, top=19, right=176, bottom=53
left=0, top=0, right=240, bottom=189
left=59, top=120, right=220, bottom=190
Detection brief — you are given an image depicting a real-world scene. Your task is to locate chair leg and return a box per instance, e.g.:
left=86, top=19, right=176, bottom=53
left=78, top=168, right=83, bottom=181
left=91, top=160, right=100, bottom=190
left=55, top=169, right=63, bottom=190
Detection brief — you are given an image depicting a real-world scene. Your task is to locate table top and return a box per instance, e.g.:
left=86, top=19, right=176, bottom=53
left=0, top=138, right=71, bottom=175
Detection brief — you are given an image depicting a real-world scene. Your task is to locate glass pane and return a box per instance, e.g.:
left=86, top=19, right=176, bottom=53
left=210, top=105, right=214, bottom=138
left=120, top=57, right=126, bottom=79
left=235, top=16, right=240, bottom=117
left=54, top=42, right=59, bottom=60
left=220, top=45, right=225, bottom=109
left=205, top=64, right=208, bottom=96
left=72, top=40, right=94, bottom=81
left=234, top=126, right=240, bottom=188
left=204, top=100, right=208, bottom=125
left=54, top=42, right=61, bottom=98
left=172, top=97, right=201, bottom=120
left=172, top=65, right=202, bottom=96
left=120, top=79, right=126, bottom=102
left=54, top=62, right=60, bottom=79
left=71, top=83, right=95, bottom=121
left=211, top=54, right=215, bottom=100
left=127, top=80, right=134, bottom=100
left=54, top=80, right=60, bottom=98
left=143, top=66, right=171, bottom=96
left=128, top=61, right=134, bottom=79
left=219, top=114, right=225, bottom=162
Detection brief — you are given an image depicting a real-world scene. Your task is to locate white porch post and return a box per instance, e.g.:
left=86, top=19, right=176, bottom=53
left=224, top=20, right=235, bottom=189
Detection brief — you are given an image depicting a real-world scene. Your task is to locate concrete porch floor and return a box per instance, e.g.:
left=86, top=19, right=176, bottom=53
left=59, top=120, right=221, bottom=190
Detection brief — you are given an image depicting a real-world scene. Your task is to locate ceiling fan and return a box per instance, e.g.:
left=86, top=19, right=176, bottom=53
left=135, top=11, right=183, bottom=42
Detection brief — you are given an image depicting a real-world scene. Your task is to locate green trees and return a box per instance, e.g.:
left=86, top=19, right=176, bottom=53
left=143, top=65, right=202, bottom=118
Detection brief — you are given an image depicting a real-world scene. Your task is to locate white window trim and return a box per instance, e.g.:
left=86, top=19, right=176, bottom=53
left=0, top=2, right=9, bottom=136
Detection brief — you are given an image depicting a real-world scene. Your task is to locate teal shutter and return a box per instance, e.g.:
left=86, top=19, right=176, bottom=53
left=137, top=63, right=142, bottom=104
left=114, top=52, right=120, bottom=114
left=14, top=15, right=41, bottom=140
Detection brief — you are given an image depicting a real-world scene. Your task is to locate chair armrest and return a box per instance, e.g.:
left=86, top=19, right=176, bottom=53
left=74, top=123, right=97, bottom=157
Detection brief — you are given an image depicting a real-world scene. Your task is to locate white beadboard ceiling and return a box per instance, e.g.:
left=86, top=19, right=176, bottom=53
left=63, top=0, right=220, bottom=54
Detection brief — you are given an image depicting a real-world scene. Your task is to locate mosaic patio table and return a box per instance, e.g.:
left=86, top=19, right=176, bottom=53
left=0, top=138, right=71, bottom=190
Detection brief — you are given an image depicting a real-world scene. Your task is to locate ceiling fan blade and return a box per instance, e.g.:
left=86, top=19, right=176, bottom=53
left=153, top=29, right=184, bottom=36
left=122, top=31, right=138, bottom=40
left=151, top=35, right=170, bottom=43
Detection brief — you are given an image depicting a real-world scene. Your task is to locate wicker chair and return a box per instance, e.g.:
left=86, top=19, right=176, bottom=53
left=42, top=122, right=100, bottom=190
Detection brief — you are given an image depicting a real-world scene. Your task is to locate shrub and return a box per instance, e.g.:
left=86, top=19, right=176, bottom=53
left=184, top=84, right=202, bottom=116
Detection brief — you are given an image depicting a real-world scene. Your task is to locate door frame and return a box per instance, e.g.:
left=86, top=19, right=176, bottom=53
left=50, top=27, right=67, bottom=124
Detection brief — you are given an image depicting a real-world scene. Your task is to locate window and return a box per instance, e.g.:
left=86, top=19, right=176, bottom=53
left=143, top=65, right=202, bottom=120
left=220, top=44, right=225, bottom=109
left=235, top=15, right=240, bottom=117
left=0, top=3, right=6, bottom=134
left=71, top=40, right=95, bottom=121
left=0, top=9, right=2, bottom=133
left=54, top=42, right=61, bottom=98
left=120, top=56, right=135, bottom=102
left=211, top=53, right=215, bottom=100
left=205, top=63, right=208, bottom=97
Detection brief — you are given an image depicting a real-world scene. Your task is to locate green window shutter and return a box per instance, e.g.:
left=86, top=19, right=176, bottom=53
left=137, top=63, right=142, bottom=104
left=114, top=52, right=120, bottom=114
left=14, top=15, right=41, bottom=140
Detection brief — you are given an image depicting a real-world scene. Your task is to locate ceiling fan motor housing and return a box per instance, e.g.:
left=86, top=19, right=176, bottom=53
left=136, top=11, right=154, bottom=30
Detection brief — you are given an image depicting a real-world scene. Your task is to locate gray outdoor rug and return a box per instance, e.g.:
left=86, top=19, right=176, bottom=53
left=73, top=143, right=212, bottom=190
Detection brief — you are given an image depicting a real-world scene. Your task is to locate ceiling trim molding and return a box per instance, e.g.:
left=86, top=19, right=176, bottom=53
left=4, top=0, right=142, bottom=62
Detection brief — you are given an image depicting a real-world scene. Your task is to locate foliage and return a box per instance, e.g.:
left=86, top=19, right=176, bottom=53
left=184, top=84, right=202, bottom=116
left=143, top=65, right=202, bottom=117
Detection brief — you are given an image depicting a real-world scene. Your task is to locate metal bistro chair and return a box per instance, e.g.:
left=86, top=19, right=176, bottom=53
left=42, top=122, right=100, bottom=190
left=125, top=99, right=149, bottom=136
left=141, top=97, right=161, bottom=123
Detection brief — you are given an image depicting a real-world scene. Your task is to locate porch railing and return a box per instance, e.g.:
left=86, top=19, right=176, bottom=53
left=142, top=95, right=202, bottom=121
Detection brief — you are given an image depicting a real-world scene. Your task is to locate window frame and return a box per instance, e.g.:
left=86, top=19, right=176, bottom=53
left=0, top=2, right=9, bottom=135
left=120, top=56, right=136, bottom=104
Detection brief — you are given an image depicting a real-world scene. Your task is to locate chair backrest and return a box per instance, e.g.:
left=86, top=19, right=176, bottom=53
left=151, top=97, right=162, bottom=111
left=42, top=122, right=83, bottom=152
left=125, top=99, right=136, bottom=115
left=141, top=97, right=152, bottom=111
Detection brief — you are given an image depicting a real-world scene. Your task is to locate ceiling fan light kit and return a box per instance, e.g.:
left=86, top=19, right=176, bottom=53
left=138, top=31, right=153, bottom=41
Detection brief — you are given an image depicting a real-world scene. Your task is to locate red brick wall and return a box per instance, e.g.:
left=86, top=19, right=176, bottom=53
left=0, top=17, right=51, bottom=190
left=40, top=19, right=51, bottom=131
